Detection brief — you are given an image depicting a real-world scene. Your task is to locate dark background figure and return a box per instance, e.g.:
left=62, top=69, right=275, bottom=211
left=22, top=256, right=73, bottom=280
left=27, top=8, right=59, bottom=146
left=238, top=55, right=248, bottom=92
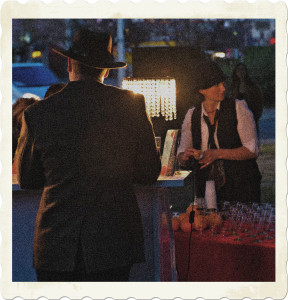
left=12, top=97, right=38, bottom=160
left=15, top=29, right=161, bottom=282
left=13, top=84, right=65, bottom=162
left=44, top=83, right=66, bottom=98
left=231, top=62, right=263, bottom=133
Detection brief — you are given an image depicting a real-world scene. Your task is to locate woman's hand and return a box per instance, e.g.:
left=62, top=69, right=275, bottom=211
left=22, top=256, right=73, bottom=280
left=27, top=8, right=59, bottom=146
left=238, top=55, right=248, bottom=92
left=178, top=148, right=203, bottom=166
left=198, top=146, right=257, bottom=169
left=199, top=149, right=219, bottom=169
left=184, top=148, right=203, bottom=161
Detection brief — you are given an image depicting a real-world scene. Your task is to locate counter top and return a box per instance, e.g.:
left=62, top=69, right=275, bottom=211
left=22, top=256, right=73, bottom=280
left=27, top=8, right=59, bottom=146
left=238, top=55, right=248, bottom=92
left=154, top=171, right=193, bottom=187
left=13, top=171, right=193, bottom=191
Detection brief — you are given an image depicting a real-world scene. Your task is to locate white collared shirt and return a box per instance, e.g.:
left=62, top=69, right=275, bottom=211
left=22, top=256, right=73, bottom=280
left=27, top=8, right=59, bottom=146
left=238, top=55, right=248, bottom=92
left=177, top=99, right=259, bottom=156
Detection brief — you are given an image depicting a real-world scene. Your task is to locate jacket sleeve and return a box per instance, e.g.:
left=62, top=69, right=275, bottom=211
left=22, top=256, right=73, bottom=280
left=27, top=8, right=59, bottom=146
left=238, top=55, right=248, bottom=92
left=133, top=94, right=161, bottom=185
left=16, top=111, right=45, bottom=190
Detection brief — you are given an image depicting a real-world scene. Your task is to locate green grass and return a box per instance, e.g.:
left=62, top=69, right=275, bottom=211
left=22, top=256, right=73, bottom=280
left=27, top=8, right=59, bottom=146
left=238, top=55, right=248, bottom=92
left=258, top=143, right=275, bottom=204
left=260, top=144, right=275, bottom=155
left=169, top=143, right=275, bottom=212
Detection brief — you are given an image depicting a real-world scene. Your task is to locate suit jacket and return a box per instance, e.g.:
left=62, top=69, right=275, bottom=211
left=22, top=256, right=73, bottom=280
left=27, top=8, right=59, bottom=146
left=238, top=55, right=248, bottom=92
left=16, top=79, right=161, bottom=272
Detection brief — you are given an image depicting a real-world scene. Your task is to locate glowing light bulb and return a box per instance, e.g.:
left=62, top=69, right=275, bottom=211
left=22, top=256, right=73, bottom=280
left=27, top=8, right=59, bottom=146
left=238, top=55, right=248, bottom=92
left=122, top=78, right=176, bottom=121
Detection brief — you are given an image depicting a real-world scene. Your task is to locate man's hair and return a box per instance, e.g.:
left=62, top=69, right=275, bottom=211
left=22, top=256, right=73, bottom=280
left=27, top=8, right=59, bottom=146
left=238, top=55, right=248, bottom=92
left=12, top=97, right=38, bottom=159
left=71, top=59, right=107, bottom=78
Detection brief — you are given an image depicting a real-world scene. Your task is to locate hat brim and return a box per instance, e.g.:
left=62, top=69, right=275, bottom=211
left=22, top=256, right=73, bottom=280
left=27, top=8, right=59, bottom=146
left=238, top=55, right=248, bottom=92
left=52, top=48, right=127, bottom=69
left=194, top=73, right=227, bottom=91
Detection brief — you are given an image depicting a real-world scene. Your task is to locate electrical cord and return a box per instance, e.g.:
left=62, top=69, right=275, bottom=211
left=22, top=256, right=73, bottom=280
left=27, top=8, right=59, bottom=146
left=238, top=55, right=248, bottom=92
left=184, top=210, right=195, bottom=281
left=184, top=156, right=198, bottom=281
left=176, top=157, right=198, bottom=281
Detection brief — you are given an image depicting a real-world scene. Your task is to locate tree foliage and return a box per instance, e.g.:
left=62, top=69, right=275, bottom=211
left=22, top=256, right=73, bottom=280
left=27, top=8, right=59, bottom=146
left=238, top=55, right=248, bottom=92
left=216, top=46, right=275, bottom=108
left=244, top=46, right=275, bottom=107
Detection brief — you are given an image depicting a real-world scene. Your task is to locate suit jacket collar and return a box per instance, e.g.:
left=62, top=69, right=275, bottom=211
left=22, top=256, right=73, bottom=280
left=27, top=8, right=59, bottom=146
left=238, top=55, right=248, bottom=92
left=68, top=79, right=104, bottom=88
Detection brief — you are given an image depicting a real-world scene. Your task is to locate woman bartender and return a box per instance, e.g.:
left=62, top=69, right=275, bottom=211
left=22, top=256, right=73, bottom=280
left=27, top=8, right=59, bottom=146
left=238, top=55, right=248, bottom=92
left=177, top=61, right=261, bottom=204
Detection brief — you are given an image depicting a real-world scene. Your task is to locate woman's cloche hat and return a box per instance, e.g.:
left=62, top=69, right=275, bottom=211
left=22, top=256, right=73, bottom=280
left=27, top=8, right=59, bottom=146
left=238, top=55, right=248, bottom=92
left=52, top=29, right=127, bottom=69
left=194, top=60, right=226, bottom=90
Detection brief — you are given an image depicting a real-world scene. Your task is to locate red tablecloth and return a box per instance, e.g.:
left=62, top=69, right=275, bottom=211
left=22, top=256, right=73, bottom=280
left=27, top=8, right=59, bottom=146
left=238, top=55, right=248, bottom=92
left=174, top=228, right=275, bottom=282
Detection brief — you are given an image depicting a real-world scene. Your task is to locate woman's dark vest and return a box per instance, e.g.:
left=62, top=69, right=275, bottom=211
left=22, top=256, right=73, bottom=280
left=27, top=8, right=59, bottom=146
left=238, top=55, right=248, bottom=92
left=191, top=98, right=261, bottom=203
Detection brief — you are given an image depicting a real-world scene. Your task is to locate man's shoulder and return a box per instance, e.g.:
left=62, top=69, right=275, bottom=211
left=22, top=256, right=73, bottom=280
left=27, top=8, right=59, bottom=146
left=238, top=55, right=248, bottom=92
left=102, top=84, right=146, bottom=112
left=24, top=94, right=58, bottom=120
left=24, top=98, right=46, bottom=115
left=104, top=83, right=144, bottom=100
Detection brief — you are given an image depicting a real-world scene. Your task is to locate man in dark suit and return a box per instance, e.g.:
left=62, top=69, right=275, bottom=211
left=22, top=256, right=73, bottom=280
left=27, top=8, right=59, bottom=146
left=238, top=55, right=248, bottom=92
left=16, top=29, right=161, bottom=282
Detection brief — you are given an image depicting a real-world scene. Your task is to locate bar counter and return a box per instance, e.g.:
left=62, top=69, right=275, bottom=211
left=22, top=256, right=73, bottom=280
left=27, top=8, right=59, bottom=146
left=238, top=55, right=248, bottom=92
left=12, top=171, right=193, bottom=282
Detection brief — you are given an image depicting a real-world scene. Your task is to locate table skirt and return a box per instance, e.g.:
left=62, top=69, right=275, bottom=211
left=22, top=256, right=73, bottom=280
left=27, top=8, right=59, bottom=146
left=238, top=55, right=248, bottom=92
left=174, top=230, right=275, bottom=282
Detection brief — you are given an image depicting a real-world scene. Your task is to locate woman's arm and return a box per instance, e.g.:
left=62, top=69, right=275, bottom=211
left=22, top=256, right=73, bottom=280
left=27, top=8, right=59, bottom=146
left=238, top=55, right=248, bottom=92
left=199, top=147, right=257, bottom=169
left=217, top=147, right=257, bottom=160
left=199, top=100, right=259, bottom=169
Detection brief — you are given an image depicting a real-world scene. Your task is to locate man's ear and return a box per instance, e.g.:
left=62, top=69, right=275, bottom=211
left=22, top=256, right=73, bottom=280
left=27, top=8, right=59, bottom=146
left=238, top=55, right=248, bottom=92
left=67, top=58, right=72, bottom=73
left=104, top=69, right=110, bottom=78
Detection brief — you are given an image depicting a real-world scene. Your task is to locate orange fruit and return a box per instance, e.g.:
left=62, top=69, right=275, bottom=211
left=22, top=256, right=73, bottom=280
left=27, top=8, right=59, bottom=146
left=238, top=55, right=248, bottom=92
left=194, top=215, right=209, bottom=231
left=207, top=213, right=223, bottom=228
left=171, top=217, right=180, bottom=231
left=178, top=212, right=189, bottom=221
left=186, top=204, right=193, bottom=213
left=180, top=217, right=192, bottom=233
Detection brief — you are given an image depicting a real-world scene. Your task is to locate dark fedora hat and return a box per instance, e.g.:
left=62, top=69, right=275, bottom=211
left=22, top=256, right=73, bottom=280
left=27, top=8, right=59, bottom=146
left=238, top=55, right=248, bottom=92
left=194, top=60, right=226, bottom=90
left=52, top=29, right=127, bottom=69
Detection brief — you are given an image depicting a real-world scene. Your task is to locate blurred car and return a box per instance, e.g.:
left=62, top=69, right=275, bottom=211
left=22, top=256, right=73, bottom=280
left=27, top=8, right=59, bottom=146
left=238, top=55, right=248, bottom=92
left=12, top=63, right=62, bottom=103
left=12, top=83, right=41, bottom=104
left=12, top=84, right=24, bottom=103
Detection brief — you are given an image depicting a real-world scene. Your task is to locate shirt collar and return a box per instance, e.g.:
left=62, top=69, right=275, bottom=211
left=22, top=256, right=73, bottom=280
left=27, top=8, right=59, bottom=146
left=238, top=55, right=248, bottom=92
left=201, top=102, right=221, bottom=117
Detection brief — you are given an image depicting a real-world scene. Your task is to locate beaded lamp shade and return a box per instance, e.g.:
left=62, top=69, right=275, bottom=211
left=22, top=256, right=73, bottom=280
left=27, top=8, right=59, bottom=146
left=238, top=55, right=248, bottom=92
left=122, top=78, right=177, bottom=121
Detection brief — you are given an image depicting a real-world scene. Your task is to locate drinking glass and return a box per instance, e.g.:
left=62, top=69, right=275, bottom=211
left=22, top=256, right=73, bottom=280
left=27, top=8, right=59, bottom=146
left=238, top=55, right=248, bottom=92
left=250, top=213, right=260, bottom=238
left=155, top=136, right=161, bottom=153
left=251, top=214, right=264, bottom=243
left=264, top=203, right=272, bottom=210
left=172, top=212, right=180, bottom=218
left=266, top=214, right=275, bottom=239
left=229, top=211, right=239, bottom=237
left=251, top=202, right=259, bottom=211
left=256, top=206, right=266, bottom=218
left=257, top=216, right=266, bottom=236
left=269, top=207, right=275, bottom=218
left=234, top=214, right=246, bottom=241
left=220, top=219, right=232, bottom=238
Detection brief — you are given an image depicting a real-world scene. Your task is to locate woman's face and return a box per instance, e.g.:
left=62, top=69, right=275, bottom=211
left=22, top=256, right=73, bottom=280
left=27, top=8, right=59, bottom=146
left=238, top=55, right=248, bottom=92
left=199, top=82, right=226, bottom=102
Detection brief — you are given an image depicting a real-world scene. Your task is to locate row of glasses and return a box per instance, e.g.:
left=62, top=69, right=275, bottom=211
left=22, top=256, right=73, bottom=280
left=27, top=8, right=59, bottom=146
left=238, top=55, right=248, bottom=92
left=218, top=201, right=275, bottom=242
left=171, top=201, right=275, bottom=243
left=255, top=203, right=275, bottom=240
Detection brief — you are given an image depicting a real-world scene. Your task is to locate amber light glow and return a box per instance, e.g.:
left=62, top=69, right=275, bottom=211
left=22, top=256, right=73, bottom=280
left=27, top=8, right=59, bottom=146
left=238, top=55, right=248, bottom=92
left=122, top=78, right=177, bottom=121
left=32, top=51, right=42, bottom=59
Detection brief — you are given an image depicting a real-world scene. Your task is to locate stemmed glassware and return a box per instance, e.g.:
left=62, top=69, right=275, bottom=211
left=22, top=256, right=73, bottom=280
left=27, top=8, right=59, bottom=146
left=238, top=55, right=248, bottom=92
left=191, top=200, right=275, bottom=242
left=265, top=211, right=275, bottom=240
left=217, top=201, right=275, bottom=242
left=234, top=215, right=247, bottom=241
